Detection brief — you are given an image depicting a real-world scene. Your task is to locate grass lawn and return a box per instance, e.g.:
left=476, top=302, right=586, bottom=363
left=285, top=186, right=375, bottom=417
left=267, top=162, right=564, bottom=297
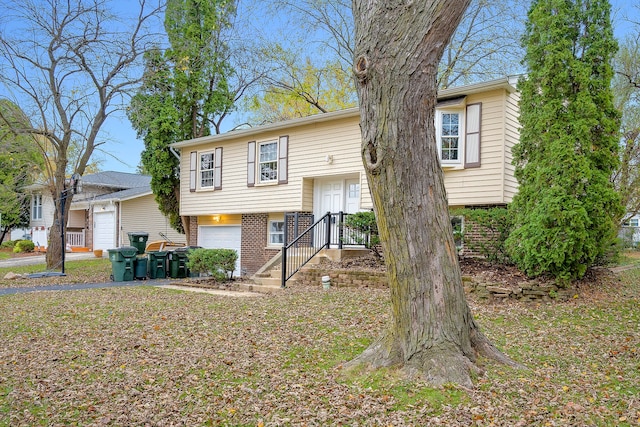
left=0, top=257, right=113, bottom=288
left=0, top=259, right=638, bottom=426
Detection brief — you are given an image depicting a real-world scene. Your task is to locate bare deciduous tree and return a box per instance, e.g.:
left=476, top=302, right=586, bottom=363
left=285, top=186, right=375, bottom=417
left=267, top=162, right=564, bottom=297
left=247, top=0, right=526, bottom=124
left=613, top=35, right=640, bottom=223
left=0, top=0, right=162, bottom=268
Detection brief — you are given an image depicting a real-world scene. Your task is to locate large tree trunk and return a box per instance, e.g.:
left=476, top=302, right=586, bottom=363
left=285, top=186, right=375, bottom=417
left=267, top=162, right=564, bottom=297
left=349, top=0, right=521, bottom=387
left=45, top=186, right=72, bottom=271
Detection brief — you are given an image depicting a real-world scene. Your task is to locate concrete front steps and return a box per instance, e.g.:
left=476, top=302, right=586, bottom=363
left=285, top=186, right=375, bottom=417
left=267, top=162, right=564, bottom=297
left=251, top=269, right=284, bottom=288
left=251, top=247, right=370, bottom=288
left=236, top=280, right=283, bottom=294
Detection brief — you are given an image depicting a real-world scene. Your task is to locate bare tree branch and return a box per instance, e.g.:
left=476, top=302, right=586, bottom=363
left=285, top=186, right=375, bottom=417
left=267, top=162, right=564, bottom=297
left=0, top=0, right=164, bottom=268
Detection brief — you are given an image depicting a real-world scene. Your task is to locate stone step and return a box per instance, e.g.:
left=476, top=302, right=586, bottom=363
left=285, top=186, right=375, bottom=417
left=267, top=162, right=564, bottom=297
left=251, top=276, right=283, bottom=287
left=237, top=281, right=283, bottom=293
left=253, top=271, right=272, bottom=278
left=269, top=269, right=282, bottom=279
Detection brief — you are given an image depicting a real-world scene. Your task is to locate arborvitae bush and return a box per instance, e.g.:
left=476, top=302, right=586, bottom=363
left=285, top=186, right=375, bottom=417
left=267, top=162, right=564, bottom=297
left=507, top=0, right=622, bottom=284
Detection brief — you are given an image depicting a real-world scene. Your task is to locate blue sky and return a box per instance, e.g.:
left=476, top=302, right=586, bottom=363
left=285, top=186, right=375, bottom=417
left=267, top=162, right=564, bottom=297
left=97, top=0, right=640, bottom=173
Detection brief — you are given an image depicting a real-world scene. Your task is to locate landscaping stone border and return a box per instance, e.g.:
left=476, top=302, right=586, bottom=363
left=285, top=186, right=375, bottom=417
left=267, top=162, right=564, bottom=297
left=295, top=267, right=575, bottom=302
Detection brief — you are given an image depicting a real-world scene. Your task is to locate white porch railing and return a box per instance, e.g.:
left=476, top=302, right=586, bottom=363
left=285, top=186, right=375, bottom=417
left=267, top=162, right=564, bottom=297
left=66, top=231, right=86, bottom=247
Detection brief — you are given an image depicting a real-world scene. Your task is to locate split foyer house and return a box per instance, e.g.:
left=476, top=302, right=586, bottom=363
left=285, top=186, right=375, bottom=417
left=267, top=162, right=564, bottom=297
left=171, top=76, right=521, bottom=278
left=27, top=171, right=184, bottom=252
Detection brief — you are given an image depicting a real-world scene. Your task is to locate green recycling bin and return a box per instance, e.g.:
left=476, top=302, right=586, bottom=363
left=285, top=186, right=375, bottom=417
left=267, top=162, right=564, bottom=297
left=168, top=248, right=189, bottom=278
left=108, top=246, right=138, bottom=281
left=147, top=251, right=168, bottom=279
left=128, top=232, right=149, bottom=255
left=134, top=256, right=148, bottom=280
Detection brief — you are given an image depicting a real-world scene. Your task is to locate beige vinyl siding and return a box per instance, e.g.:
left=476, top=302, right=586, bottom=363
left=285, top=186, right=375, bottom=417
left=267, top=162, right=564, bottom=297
left=443, top=89, right=511, bottom=206
left=175, top=78, right=519, bottom=214
left=359, top=172, right=372, bottom=209
left=301, top=178, right=314, bottom=211
left=120, top=194, right=185, bottom=245
left=31, top=194, right=56, bottom=229
left=180, top=115, right=370, bottom=216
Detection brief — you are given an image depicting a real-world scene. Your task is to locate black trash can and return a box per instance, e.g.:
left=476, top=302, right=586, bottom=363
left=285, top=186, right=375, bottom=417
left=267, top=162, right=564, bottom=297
left=128, top=232, right=149, bottom=255
left=147, top=251, right=168, bottom=279
left=168, top=248, right=189, bottom=278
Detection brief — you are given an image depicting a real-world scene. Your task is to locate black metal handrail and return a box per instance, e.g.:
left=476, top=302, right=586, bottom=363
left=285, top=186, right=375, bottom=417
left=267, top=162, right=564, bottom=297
left=281, top=212, right=331, bottom=288
left=280, top=211, right=370, bottom=288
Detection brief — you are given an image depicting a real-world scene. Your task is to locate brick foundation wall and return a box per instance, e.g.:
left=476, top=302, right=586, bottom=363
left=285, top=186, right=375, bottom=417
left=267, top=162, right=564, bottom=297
left=188, top=216, right=198, bottom=246
left=241, top=213, right=279, bottom=276
left=461, top=218, right=495, bottom=257
left=86, top=208, right=94, bottom=250
left=285, top=212, right=313, bottom=246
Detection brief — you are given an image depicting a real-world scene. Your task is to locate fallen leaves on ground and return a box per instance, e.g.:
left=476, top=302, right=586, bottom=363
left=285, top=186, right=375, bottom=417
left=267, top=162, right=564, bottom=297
left=0, top=267, right=638, bottom=426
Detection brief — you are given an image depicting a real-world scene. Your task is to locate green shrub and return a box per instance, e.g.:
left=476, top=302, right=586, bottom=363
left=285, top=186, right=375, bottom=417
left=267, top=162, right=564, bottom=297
left=1, top=240, right=17, bottom=249
left=187, top=248, right=238, bottom=281
left=453, top=207, right=513, bottom=264
left=13, top=240, right=35, bottom=253
left=343, top=211, right=381, bottom=256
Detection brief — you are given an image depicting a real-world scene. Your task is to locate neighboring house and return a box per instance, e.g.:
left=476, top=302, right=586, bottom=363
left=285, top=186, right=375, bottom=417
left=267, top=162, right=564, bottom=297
left=171, top=76, right=520, bottom=277
left=620, top=214, right=640, bottom=247
left=26, top=171, right=184, bottom=251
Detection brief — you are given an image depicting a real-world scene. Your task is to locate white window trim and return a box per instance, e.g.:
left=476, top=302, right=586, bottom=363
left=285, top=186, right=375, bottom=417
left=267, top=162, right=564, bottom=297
left=268, top=219, right=285, bottom=247
left=199, top=150, right=215, bottom=189
left=435, top=108, right=465, bottom=167
left=258, top=140, right=279, bottom=185
left=32, top=194, right=43, bottom=221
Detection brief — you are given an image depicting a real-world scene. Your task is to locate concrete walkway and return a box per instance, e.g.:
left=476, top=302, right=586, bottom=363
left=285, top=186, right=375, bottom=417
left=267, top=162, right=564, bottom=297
left=0, top=279, right=170, bottom=296
left=0, top=252, right=266, bottom=297
left=0, top=252, right=272, bottom=297
left=0, top=251, right=98, bottom=268
left=0, top=279, right=266, bottom=297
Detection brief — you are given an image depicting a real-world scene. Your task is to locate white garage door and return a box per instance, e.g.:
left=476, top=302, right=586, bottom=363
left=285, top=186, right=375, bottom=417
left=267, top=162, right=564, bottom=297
left=94, top=211, right=116, bottom=251
left=198, top=225, right=242, bottom=277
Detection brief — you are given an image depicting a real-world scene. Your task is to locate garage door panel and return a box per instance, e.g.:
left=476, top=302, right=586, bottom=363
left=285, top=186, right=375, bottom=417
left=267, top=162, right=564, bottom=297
left=198, top=226, right=242, bottom=277
left=94, top=211, right=115, bottom=251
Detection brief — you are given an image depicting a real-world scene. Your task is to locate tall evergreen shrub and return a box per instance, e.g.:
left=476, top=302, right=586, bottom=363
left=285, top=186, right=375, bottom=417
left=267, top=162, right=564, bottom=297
left=507, top=0, right=623, bottom=283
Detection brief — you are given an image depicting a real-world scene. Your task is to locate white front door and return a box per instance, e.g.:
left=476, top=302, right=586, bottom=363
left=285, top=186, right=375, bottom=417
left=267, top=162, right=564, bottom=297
left=319, top=180, right=344, bottom=216
left=316, top=177, right=361, bottom=218
left=344, top=179, right=360, bottom=214
left=315, top=177, right=362, bottom=247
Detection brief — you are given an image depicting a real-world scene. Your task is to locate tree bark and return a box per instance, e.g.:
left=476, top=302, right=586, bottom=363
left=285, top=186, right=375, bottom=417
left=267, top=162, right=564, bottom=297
left=349, top=0, right=521, bottom=387
left=45, top=181, right=72, bottom=271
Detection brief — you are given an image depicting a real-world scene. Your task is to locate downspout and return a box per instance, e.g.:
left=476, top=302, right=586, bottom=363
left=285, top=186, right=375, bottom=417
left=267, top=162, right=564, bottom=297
left=169, top=145, right=190, bottom=245
left=116, top=201, right=121, bottom=247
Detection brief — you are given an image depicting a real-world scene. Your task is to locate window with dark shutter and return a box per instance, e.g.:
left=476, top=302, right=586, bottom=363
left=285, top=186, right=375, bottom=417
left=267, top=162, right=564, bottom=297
left=465, top=103, right=482, bottom=168
left=189, top=151, right=197, bottom=192
left=247, top=141, right=256, bottom=187
left=278, top=135, right=288, bottom=184
left=214, top=147, right=223, bottom=190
